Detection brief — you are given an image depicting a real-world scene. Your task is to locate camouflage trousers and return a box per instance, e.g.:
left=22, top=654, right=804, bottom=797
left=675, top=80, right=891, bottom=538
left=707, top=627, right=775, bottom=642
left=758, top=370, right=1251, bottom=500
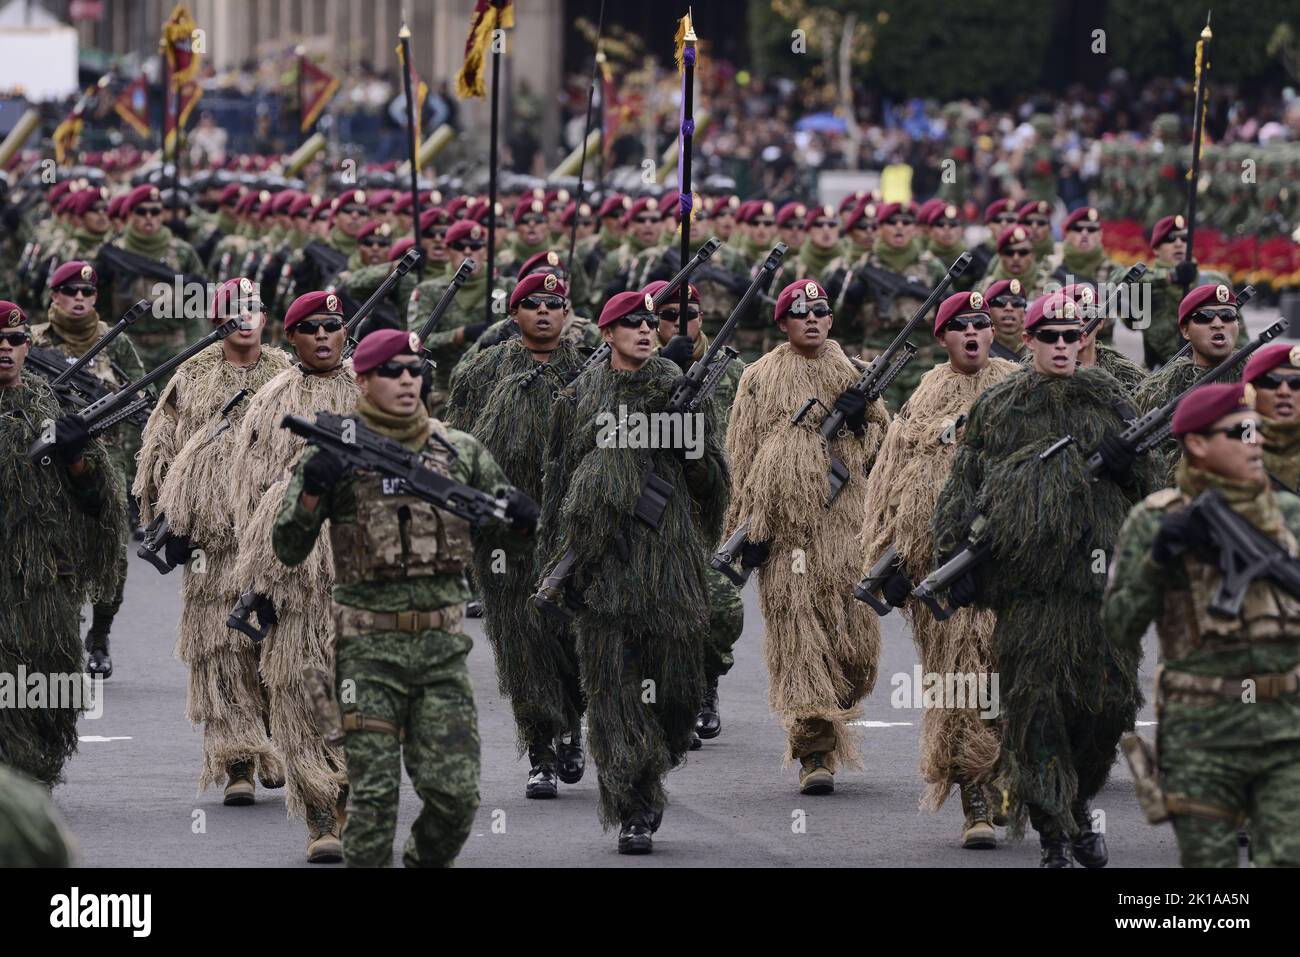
left=1164, top=736, right=1300, bottom=867
left=90, top=467, right=131, bottom=635
left=704, top=566, right=743, bottom=683
left=336, top=627, right=480, bottom=868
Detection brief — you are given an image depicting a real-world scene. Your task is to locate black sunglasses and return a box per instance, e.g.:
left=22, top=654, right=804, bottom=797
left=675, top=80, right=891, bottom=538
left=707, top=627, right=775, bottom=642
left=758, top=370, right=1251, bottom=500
left=519, top=295, right=565, bottom=310
left=658, top=305, right=701, bottom=323
left=0, top=331, right=30, bottom=346
left=991, top=215, right=1018, bottom=225
left=944, top=315, right=992, bottom=332
left=372, top=359, right=422, bottom=379
left=359, top=237, right=391, bottom=248
left=294, top=318, right=344, bottom=335
left=56, top=283, right=96, bottom=298
left=1032, top=328, right=1082, bottom=344
left=632, top=215, right=661, bottom=225
left=616, top=313, right=659, bottom=329
left=294, top=210, right=313, bottom=219
left=1187, top=308, right=1238, bottom=325
left=339, top=205, right=367, bottom=216
left=810, top=219, right=836, bottom=229
left=452, top=241, right=486, bottom=251
left=884, top=216, right=916, bottom=226
left=134, top=205, right=164, bottom=217
left=1024, top=217, right=1050, bottom=227
left=518, top=215, right=547, bottom=226
left=1163, top=231, right=1189, bottom=243
left=990, top=295, right=1027, bottom=309
left=1254, top=372, right=1300, bottom=391
left=1005, top=248, right=1034, bottom=259
left=1199, top=421, right=1257, bottom=442
left=750, top=218, right=776, bottom=227
left=790, top=302, right=832, bottom=318
left=1068, top=224, right=1101, bottom=234
left=850, top=220, right=877, bottom=231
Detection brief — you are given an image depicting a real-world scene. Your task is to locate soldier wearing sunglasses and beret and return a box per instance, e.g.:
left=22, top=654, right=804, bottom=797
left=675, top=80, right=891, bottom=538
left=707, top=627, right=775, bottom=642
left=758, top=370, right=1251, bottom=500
left=0, top=300, right=126, bottom=786
left=1104, top=382, right=1300, bottom=867
left=1242, top=343, right=1300, bottom=493
left=1135, top=284, right=1249, bottom=484
left=228, top=291, right=359, bottom=862
left=29, top=261, right=145, bottom=679
left=862, top=290, right=1019, bottom=848
left=444, top=273, right=590, bottom=801
left=1058, top=283, right=1146, bottom=397
left=274, top=328, right=535, bottom=867
left=933, top=291, right=1158, bottom=867
left=1047, top=207, right=1124, bottom=344
left=535, top=289, right=729, bottom=854
left=978, top=225, right=1047, bottom=302
left=724, top=280, right=890, bottom=796
left=983, top=278, right=1028, bottom=361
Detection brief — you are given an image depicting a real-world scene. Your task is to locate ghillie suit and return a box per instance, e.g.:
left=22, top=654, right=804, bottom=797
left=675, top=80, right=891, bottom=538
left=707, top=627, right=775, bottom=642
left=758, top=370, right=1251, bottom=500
left=724, top=341, right=889, bottom=771
left=0, top=374, right=125, bottom=785
left=1261, top=416, right=1300, bottom=492
left=539, top=356, right=729, bottom=828
left=444, top=338, right=586, bottom=756
left=229, top=361, right=359, bottom=820
left=932, top=366, right=1157, bottom=840
left=1095, top=345, right=1147, bottom=398
left=134, top=342, right=291, bottom=794
left=861, top=358, right=1018, bottom=809
left=1135, top=355, right=1239, bottom=486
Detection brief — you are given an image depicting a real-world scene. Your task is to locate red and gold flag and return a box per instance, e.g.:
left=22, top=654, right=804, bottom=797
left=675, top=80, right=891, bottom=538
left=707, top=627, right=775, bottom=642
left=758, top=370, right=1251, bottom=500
left=455, top=0, right=515, bottom=99
left=299, top=56, right=340, bottom=133
left=164, top=81, right=203, bottom=158
left=113, top=75, right=151, bottom=139
left=161, top=4, right=201, bottom=89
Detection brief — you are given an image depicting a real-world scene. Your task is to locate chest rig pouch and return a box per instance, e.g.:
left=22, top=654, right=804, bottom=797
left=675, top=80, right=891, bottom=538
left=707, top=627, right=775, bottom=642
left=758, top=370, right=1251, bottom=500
left=328, top=430, right=473, bottom=585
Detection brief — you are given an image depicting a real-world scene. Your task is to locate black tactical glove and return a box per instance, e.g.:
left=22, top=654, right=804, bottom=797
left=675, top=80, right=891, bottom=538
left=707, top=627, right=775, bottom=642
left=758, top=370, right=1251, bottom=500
left=1172, top=259, right=1198, bottom=288
left=740, top=539, right=770, bottom=569
left=949, top=568, right=979, bottom=608
left=881, top=570, right=914, bottom=608
left=833, top=389, right=868, bottom=435
left=302, top=448, right=346, bottom=496
left=461, top=320, right=491, bottom=343
left=659, top=334, right=695, bottom=372
left=52, top=415, right=91, bottom=466
left=1095, top=431, right=1138, bottom=483
left=503, top=487, right=539, bottom=533
left=163, top=535, right=196, bottom=568
left=1152, top=509, right=1211, bottom=565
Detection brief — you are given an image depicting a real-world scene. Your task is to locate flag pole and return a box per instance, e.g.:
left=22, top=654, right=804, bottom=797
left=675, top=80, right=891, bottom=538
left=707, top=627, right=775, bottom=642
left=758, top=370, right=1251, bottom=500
left=485, top=32, right=503, bottom=328
left=676, top=13, right=698, bottom=329
left=399, top=19, right=423, bottom=281
left=1183, top=10, right=1213, bottom=299
left=567, top=0, right=605, bottom=275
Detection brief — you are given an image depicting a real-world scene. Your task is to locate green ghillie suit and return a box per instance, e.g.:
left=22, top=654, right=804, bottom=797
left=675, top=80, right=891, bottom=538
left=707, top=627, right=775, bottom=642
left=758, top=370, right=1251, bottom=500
left=724, top=341, right=889, bottom=770
left=229, top=361, right=359, bottom=821
left=1094, top=344, right=1147, bottom=397
left=861, top=358, right=1019, bottom=808
left=539, top=356, right=729, bottom=828
left=1104, top=464, right=1300, bottom=867
left=444, top=338, right=586, bottom=756
left=0, top=373, right=124, bottom=785
left=932, top=366, right=1157, bottom=840
left=1135, top=355, right=1239, bottom=485
left=134, top=342, right=291, bottom=794
left=1262, top=416, right=1300, bottom=492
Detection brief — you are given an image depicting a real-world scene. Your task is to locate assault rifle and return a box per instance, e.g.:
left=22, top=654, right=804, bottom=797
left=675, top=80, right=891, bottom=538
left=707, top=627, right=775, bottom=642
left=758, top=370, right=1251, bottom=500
left=537, top=242, right=787, bottom=617
left=411, top=257, right=475, bottom=371
left=1190, top=487, right=1300, bottom=618
left=95, top=244, right=208, bottom=291
left=834, top=261, right=939, bottom=317
left=341, top=247, right=423, bottom=356
left=282, top=411, right=521, bottom=527
left=851, top=545, right=902, bottom=616
left=30, top=316, right=244, bottom=465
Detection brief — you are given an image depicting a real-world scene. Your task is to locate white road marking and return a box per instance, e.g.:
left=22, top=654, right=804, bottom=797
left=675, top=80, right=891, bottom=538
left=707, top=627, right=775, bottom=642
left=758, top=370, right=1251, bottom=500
left=78, top=736, right=133, bottom=742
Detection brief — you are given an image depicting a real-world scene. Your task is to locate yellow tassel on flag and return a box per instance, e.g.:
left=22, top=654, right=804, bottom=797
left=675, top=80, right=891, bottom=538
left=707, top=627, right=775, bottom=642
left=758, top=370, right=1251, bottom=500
left=674, top=11, right=696, bottom=75
left=456, top=0, right=516, bottom=100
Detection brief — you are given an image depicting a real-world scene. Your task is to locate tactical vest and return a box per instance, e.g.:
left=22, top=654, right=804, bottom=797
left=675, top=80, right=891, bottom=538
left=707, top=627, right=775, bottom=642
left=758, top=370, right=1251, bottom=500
left=327, top=427, right=473, bottom=585
left=1150, top=489, right=1300, bottom=662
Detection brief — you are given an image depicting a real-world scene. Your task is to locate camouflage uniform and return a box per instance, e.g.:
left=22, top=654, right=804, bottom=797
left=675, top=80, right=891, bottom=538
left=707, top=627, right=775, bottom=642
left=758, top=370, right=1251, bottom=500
left=407, top=269, right=511, bottom=413
left=273, top=412, right=517, bottom=867
left=1262, top=417, right=1300, bottom=492
left=859, top=242, right=945, bottom=410
left=0, top=764, right=76, bottom=866
left=104, top=226, right=206, bottom=374
left=1104, top=467, right=1300, bottom=867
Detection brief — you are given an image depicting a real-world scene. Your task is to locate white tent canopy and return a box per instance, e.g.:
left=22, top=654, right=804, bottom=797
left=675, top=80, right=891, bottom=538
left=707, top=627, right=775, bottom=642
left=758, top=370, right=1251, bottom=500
left=0, top=0, right=78, bottom=102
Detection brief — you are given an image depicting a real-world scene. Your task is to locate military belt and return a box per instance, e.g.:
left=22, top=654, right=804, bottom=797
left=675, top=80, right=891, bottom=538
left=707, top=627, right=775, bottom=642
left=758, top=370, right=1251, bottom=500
left=341, top=712, right=404, bottom=741
left=333, top=604, right=465, bottom=637
left=1160, top=662, right=1300, bottom=704
left=1164, top=793, right=1244, bottom=825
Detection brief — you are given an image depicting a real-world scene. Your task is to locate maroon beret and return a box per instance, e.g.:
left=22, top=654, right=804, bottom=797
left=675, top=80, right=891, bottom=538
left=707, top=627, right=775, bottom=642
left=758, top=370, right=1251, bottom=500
left=1063, top=206, right=1101, bottom=231
left=107, top=195, right=127, bottom=219
left=517, top=249, right=566, bottom=281
left=748, top=199, right=777, bottom=223
left=1150, top=214, right=1186, bottom=248
left=983, top=198, right=1015, bottom=224
left=560, top=201, right=593, bottom=226
left=284, top=290, right=344, bottom=333
left=844, top=197, right=879, bottom=231
left=235, top=189, right=261, bottom=216
left=984, top=278, right=1026, bottom=303
left=445, top=196, right=471, bottom=219
left=211, top=277, right=259, bottom=324
left=367, top=188, right=395, bottom=210
left=621, top=195, right=662, bottom=227
left=389, top=237, right=416, bottom=262
left=271, top=189, right=300, bottom=215
left=838, top=191, right=867, bottom=214
left=660, top=190, right=680, bottom=220
left=1023, top=292, right=1080, bottom=331
left=804, top=203, right=837, bottom=229
left=774, top=279, right=828, bottom=324
left=218, top=183, right=245, bottom=206
left=924, top=201, right=963, bottom=227
left=514, top=197, right=547, bottom=224
left=876, top=202, right=911, bottom=223
left=288, top=192, right=318, bottom=217
left=1172, top=382, right=1254, bottom=438
left=510, top=272, right=567, bottom=310
left=997, top=224, right=1033, bottom=252
left=708, top=194, right=741, bottom=217
left=1178, top=283, right=1237, bottom=324
left=642, top=279, right=700, bottom=307
left=1244, top=342, right=1299, bottom=384
left=598, top=194, right=629, bottom=219
left=352, top=328, right=421, bottom=374
left=917, top=198, right=946, bottom=224
left=0, top=300, right=28, bottom=328
left=66, top=189, right=104, bottom=217
left=544, top=188, right=571, bottom=209
left=1017, top=199, right=1051, bottom=221
left=418, top=207, right=450, bottom=233
left=48, top=181, right=75, bottom=203
left=48, top=260, right=98, bottom=289
left=445, top=219, right=486, bottom=248
left=933, top=290, right=989, bottom=336
left=122, top=184, right=162, bottom=214
left=333, top=188, right=368, bottom=210
left=1058, top=283, right=1097, bottom=308
left=775, top=201, right=807, bottom=228
left=598, top=290, right=650, bottom=329
left=733, top=200, right=757, bottom=224
left=356, top=220, right=392, bottom=242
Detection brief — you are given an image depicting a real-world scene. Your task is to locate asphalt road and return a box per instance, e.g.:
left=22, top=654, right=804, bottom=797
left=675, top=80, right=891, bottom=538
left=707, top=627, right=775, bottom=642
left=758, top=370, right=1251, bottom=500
left=58, top=320, right=1265, bottom=868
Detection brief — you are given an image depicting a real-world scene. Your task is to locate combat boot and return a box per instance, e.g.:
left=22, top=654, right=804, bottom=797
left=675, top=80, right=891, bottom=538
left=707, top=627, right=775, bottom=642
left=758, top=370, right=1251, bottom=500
left=1070, top=803, right=1108, bottom=868
left=799, top=753, right=834, bottom=795
left=306, top=804, right=343, bottom=863
left=258, top=752, right=286, bottom=790
left=556, top=729, right=585, bottom=784
left=525, top=741, right=558, bottom=799
left=695, top=677, right=721, bottom=739
left=1039, top=833, right=1073, bottom=868
left=959, top=783, right=996, bottom=849
left=224, top=760, right=255, bottom=806
left=84, top=628, right=113, bottom=680
left=688, top=730, right=702, bottom=751
left=617, top=813, right=653, bottom=855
